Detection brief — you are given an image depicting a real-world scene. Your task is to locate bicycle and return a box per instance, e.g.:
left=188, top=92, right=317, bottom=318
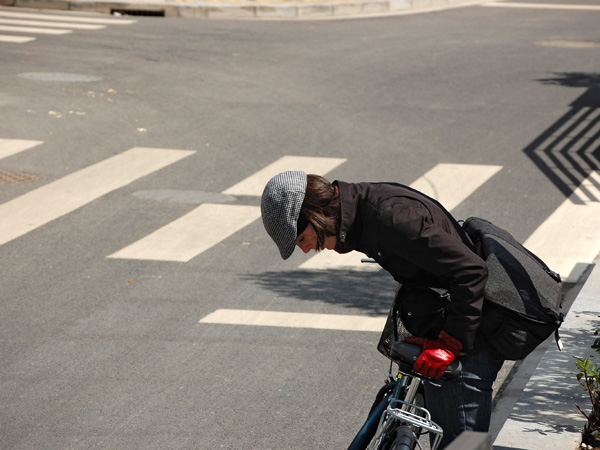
left=347, top=339, right=462, bottom=450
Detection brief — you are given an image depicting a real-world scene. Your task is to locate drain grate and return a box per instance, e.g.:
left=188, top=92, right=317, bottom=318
left=0, top=169, right=42, bottom=184
left=111, top=9, right=165, bottom=16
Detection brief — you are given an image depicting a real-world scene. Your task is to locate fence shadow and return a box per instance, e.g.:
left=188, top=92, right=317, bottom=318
left=526, top=72, right=600, bottom=203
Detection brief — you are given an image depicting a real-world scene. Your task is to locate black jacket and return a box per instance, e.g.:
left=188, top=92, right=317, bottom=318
left=335, top=181, right=488, bottom=350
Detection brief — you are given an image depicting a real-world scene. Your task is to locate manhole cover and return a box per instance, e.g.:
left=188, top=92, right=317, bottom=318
left=536, top=40, right=600, bottom=49
left=133, top=190, right=237, bottom=204
left=0, top=169, right=42, bottom=184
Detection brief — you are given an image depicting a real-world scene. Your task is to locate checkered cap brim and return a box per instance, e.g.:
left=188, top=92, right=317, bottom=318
left=261, top=171, right=307, bottom=260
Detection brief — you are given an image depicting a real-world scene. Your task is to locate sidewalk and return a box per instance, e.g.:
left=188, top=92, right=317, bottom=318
left=492, top=259, right=600, bottom=450
left=0, top=0, right=487, bottom=20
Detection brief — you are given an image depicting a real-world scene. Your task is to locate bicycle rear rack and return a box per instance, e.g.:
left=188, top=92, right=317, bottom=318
left=386, top=399, right=443, bottom=450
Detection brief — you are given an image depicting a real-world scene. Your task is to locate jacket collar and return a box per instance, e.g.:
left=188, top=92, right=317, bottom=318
left=334, top=180, right=362, bottom=244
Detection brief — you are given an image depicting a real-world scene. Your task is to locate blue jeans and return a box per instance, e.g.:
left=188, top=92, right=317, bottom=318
left=423, top=341, right=505, bottom=449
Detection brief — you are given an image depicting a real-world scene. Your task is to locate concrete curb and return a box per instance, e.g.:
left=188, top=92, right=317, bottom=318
left=0, top=0, right=485, bottom=19
left=493, top=260, right=600, bottom=450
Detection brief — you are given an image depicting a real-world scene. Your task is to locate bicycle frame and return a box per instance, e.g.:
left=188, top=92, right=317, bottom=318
left=347, top=343, right=456, bottom=450
left=347, top=375, right=401, bottom=450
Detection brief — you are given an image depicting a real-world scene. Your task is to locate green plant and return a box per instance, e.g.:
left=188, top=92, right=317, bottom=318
left=575, top=335, right=600, bottom=449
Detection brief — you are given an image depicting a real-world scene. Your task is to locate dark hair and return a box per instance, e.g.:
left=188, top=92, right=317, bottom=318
left=299, top=174, right=340, bottom=251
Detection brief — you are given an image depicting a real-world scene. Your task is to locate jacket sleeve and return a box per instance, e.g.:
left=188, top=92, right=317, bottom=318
left=377, top=199, right=487, bottom=351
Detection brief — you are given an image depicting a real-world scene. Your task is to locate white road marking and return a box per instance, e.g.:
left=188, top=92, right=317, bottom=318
left=300, top=163, right=502, bottom=270
left=483, top=1, right=600, bottom=10
left=199, top=309, right=386, bottom=332
left=0, top=147, right=195, bottom=247
left=0, top=138, right=43, bottom=159
left=410, top=163, right=502, bottom=211
left=524, top=171, right=600, bottom=283
left=0, top=10, right=136, bottom=44
left=0, top=34, right=35, bottom=43
left=222, top=155, right=346, bottom=196
left=299, top=250, right=383, bottom=271
left=0, top=18, right=105, bottom=30
left=0, top=10, right=137, bottom=24
left=0, top=25, right=71, bottom=35
left=107, top=204, right=261, bottom=262
left=110, top=155, right=346, bottom=261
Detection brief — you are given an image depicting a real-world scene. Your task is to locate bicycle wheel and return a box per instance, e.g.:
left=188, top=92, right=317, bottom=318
left=390, top=427, right=418, bottom=450
left=368, top=416, right=418, bottom=450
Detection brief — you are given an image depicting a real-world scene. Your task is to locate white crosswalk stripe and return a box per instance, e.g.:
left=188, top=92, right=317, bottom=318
left=109, top=155, right=346, bottom=262
left=108, top=204, right=262, bottom=262
left=409, top=163, right=503, bottom=211
left=0, top=138, right=43, bottom=159
left=0, top=24, right=71, bottom=35
left=0, top=18, right=105, bottom=30
left=0, top=34, right=34, bottom=43
left=0, top=10, right=137, bottom=24
left=222, top=155, right=346, bottom=197
left=525, top=171, right=600, bottom=283
left=0, top=8, right=136, bottom=44
left=200, top=309, right=387, bottom=332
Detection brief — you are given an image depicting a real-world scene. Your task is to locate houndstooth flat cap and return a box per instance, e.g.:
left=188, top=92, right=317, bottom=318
left=261, top=171, right=307, bottom=260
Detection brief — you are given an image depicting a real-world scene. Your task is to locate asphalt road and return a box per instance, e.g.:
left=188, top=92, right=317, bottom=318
left=1, top=3, right=599, bottom=449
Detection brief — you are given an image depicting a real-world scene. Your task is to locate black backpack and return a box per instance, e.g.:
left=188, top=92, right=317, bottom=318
left=461, top=217, right=564, bottom=360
